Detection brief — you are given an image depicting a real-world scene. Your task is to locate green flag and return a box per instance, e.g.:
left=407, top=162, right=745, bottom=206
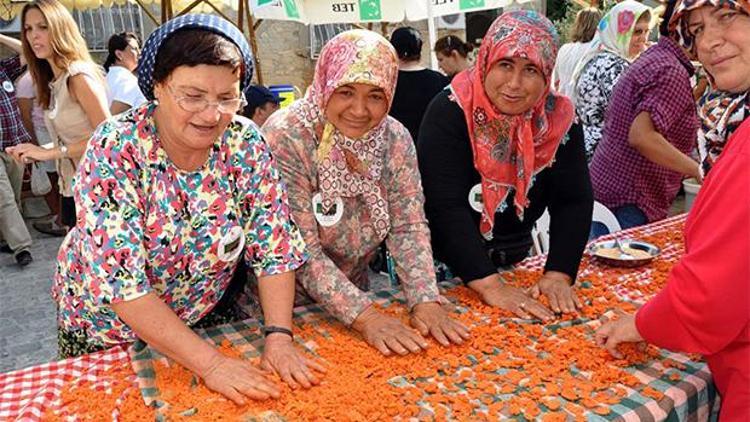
left=459, top=0, right=485, bottom=9
left=283, top=0, right=300, bottom=18
left=359, top=0, right=382, bottom=20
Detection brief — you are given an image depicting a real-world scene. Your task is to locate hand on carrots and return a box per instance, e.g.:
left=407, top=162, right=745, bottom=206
left=261, top=333, right=327, bottom=390
left=595, top=312, right=645, bottom=358
left=529, top=271, right=581, bottom=314
left=410, top=302, right=471, bottom=346
left=198, top=352, right=281, bottom=406
left=469, top=274, right=554, bottom=321
left=352, top=305, right=429, bottom=356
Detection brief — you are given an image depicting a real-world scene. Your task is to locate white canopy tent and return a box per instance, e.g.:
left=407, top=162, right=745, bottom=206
left=1, top=0, right=540, bottom=80
left=251, top=0, right=536, bottom=68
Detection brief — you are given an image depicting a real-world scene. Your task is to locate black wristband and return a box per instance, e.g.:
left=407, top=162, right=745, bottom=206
left=262, top=326, right=293, bottom=339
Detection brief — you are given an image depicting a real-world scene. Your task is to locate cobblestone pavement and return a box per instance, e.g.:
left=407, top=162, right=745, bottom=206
left=0, top=198, right=64, bottom=373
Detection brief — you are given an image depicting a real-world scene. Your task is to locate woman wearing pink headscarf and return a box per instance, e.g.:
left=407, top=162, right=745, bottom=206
left=262, top=30, right=469, bottom=357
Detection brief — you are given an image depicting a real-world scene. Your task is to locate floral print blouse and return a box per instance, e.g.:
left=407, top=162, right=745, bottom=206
left=575, top=51, right=630, bottom=162
left=52, top=103, right=307, bottom=346
left=263, top=112, right=441, bottom=326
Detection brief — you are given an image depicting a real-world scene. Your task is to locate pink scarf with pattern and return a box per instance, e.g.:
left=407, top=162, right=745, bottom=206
left=288, top=29, right=398, bottom=238
left=451, top=11, right=575, bottom=238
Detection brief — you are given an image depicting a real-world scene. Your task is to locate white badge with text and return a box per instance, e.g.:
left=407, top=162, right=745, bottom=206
left=312, top=192, right=344, bottom=227
left=468, top=183, right=484, bottom=213
left=217, top=225, right=245, bottom=263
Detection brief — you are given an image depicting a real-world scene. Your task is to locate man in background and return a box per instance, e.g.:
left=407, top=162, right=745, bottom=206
left=0, top=34, right=33, bottom=266
left=242, top=85, right=281, bottom=128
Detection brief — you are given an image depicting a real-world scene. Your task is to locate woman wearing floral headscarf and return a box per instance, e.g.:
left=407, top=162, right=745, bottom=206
left=596, top=1, right=749, bottom=418
left=50, top=14, right=322, bottom=405
left=573, top=0, right=652, bottom=161
left=263, top=30, right=470, bottom=357
left=418, top=11, right=593, bottom=320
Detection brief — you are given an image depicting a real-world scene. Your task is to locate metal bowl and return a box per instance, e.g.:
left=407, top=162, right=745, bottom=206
left=588, top=239, right=661, bottom=268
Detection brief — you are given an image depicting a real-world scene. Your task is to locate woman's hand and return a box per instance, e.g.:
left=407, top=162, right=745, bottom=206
left=595, top=312, right=644, bottom=358
left=352, top=305, right=429, bottom=356
left=260, top=333, right=326, bottom=390
left=528, top=271, right=581, bottom=314
left=6, top=143, right=57, bottom=163
left=410, top=302, right=471, bottom=346
left=469, top=274, right=554, bottom=321
left=198, top=352, right=281, bottom=406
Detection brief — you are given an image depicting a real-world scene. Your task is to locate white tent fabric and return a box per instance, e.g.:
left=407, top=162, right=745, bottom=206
left=1, top=0, right=236, bottom=20
left=251, top=0, right=533, bottom=24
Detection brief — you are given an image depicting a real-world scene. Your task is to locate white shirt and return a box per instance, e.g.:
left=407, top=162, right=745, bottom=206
left=15, top=72, right=46, bottom=130
left=552, top=41, right=596, bottom=100
left=105, top=66, right=146, bottom=109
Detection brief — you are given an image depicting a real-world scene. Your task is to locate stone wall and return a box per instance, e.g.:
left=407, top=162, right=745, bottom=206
left=251, top=19, right=468, bottom=93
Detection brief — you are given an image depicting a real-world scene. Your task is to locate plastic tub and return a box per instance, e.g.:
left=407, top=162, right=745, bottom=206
left=683, top=178, right=701, bottom=212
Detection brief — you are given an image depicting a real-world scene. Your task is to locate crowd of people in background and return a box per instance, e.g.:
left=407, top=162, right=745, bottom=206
left=0, top=0, right=747, bottom=417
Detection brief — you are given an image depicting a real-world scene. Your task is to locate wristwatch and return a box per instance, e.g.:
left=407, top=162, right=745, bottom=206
left=262, top=326, right=293, bottom=339
left=59, top=145, right=69, bottom=158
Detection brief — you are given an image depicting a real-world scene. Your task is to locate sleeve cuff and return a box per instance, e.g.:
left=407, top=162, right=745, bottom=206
left=543, top=262, right=579, bottom=284
left=458, top=265, right=499, bottom=285
left=254, top=250, right=308, bottom=277
left=404, top=287, right=442, bottom=311
left=105, top=283, right=153, bottom=306
left=341, top=296, right=374, bottom=327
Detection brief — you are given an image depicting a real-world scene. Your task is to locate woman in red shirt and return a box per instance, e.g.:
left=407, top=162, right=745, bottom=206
left=595, top=0, right=750, bottom=419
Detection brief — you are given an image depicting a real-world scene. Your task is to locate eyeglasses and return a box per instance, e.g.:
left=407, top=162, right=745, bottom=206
left=165, top=84, right=247, bottom=114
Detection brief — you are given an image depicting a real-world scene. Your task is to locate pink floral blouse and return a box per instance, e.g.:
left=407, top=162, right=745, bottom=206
left=263, top=113, right=441, bottom=325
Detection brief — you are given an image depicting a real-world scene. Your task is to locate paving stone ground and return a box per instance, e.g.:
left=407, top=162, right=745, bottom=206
left=0, top=197, right=63, bottom=373
left=0, top=194, right=687, bottom=374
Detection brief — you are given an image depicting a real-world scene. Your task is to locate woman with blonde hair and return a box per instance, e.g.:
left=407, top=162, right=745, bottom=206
left=552, top=7, right=602, bottom=99
left=7, top=0, right=110, bottom=230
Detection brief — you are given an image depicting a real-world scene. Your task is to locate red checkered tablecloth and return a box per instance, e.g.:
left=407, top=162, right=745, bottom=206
left=0, top=346, right=129, bottom=421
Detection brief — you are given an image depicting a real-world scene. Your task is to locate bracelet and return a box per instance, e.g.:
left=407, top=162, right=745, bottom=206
left=262, top=325, right=293, bottom=339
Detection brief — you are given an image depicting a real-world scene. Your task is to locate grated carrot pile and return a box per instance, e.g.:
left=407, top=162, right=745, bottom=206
left=44, top=226, right=686, bottom=420
left=41, top=358, right=154, bottom=421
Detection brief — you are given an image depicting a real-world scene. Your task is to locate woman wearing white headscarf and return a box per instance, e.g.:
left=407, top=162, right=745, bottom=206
left=572, top=0, right=652, bottom=161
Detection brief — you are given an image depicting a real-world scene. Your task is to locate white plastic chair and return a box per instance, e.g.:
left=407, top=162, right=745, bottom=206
left=592, top=201, right=621, bottom=235
left=531, top=201, right=621, bottom=255
left=531, top=208, right=551, bottom=255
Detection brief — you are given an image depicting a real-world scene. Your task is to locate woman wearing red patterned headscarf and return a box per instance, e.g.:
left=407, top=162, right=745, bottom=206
left=418, top=11, right=593, bottom=321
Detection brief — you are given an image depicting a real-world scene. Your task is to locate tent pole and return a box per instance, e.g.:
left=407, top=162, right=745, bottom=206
left=244, top=0, right=264, bottom=85
left=237, top=0, right=244, bottom=30
left=426, top=0, right=437, bottom=70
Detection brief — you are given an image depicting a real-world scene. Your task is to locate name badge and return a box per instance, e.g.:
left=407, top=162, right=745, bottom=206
left=312, top=192, right=343, bottom=227
left=2, top=81, right=14, bottom=93
left=468, top=183, right=483, bottom=213
left=217, top=226, right=245, bottom=262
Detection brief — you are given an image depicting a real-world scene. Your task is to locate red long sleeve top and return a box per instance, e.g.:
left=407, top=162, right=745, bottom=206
left=636, top=119, right=750, bottom=420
